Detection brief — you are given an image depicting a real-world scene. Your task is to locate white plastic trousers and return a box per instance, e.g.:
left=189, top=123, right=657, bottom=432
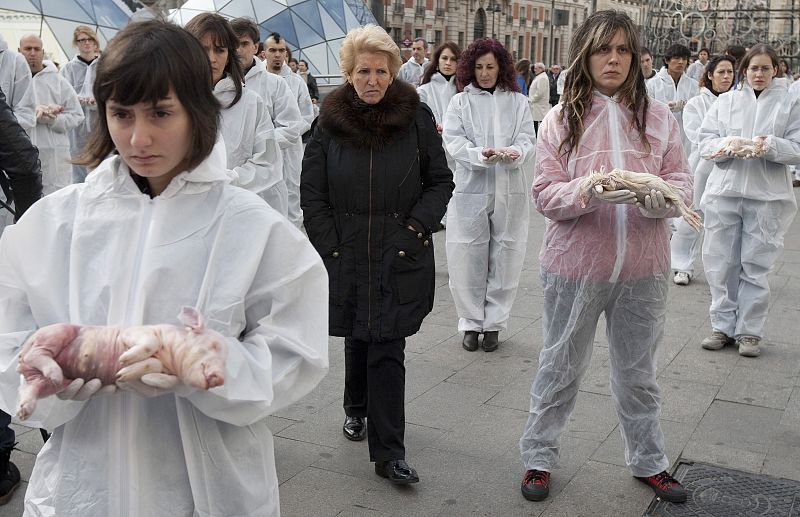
left=702, top=197, right=794, bottom=338
left=519, top=270, right=670, bottom=477
left=446, top=193, right=528, bottom=332
left=284, top=141, right=304, bottom=229
left=670, top=215, right=704, bottom=275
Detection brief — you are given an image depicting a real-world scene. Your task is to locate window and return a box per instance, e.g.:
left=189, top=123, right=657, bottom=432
left=434, top=30, right=442, bottom=46
left=518, top=36, right=524, bottom=58
left=553, top=38, right=559, bottom=64
left=393, top=27, right=402, bottom=42
left=542, top=36, right=547, bottom=60
left=458, top=31, right=465, bottom=48
left=415, top=29, right=423, bottom=39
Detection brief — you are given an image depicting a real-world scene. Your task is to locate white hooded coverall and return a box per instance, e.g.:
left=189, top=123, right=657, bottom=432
left=29, top=61, right=85, bottom=195
left=670, top=87, right=718, bottom=275
left=520, top=93, right=692, bottom=477
left=0, top=155, right=329, bottom=516
left=698, top=81, right=800, bottom=339
left=417, top=72, right=458, bottom=172
left=60, top=55, right=98, bottom=183
left=0, top=35, right=35, bottom=131
left=442, top=84, right=535, bottom=333
left=647, top=67, right=699, bottom=155
left=214, top=75, right=288, bottom=216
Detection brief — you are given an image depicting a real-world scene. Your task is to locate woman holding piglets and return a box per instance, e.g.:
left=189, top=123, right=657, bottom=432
left=0, top=20, right=328, bottom=516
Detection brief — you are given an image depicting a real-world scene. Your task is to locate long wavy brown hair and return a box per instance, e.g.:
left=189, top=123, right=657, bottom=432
left=559, top=10, right=650, bottom=157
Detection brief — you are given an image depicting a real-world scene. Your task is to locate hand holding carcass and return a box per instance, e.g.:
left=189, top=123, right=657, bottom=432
left=637, top=189, right=672, bottom=219
left=495, top=147, right=521, bottom=163
left=667, top=99, right=687, bottom=112
left=709, top=136, right=767, bottom=159
left=35, top=104, right=64, bottom=123
left=16, top=307, right=227, bottom=420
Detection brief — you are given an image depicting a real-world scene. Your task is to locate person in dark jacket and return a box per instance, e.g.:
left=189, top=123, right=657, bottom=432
left=301, top=24, right=453, bottom=485
left=0, top=84, right=42, bottom=506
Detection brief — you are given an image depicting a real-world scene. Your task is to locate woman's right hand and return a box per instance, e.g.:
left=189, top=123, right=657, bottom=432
left=594, top=188, right=637, bottom=204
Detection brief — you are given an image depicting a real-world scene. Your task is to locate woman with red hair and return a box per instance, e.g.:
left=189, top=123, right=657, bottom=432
left=442, top=39, right=536, bottom=353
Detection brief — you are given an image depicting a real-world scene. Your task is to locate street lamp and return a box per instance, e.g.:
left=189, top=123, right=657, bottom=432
left=489, top=3, right=502, bottom=39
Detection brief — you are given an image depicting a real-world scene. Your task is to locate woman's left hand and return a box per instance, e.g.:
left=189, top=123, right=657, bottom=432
left=637, top=189, right=672, bottom=219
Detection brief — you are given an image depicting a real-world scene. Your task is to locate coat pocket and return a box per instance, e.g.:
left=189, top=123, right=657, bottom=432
left=391, top=231, right=434, bottom=305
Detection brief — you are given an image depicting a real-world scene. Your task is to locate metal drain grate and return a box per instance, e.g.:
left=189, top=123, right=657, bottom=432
left=645, top=461, right=800, bottom=516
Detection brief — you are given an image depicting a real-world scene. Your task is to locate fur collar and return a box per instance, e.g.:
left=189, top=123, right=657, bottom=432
left=319, top=80, right=419, bottom=149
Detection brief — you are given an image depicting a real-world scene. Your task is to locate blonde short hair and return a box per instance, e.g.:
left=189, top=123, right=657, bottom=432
left=339, top=24, right=402, bottom=78
left=73, top=25, right=100, bottom=48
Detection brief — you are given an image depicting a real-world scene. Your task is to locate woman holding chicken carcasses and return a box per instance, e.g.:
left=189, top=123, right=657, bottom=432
left=698, top=44, right=800, bottom=357
left=0, top=21, right=328, bottom=516
left=518, top=10, right=691, bottom=503
left=442, top=38, right=536, bottom=353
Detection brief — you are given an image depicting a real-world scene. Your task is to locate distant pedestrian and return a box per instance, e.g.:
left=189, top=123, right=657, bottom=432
left=397, top=38, right=429, bottom=85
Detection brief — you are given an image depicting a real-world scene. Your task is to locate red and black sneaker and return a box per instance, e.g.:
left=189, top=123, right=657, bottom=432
left=520, top=469, right=550, bottom=501
left=635, top=470, right=687, bottom=503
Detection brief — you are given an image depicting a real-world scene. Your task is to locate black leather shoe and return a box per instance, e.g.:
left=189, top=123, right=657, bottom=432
left=482, top=331, right=499, bottom=352
left=462, top=331, right=479, bottom=351
left=375, top=459, right=419, bottom=484
left=342, top=416, right=366, bottom=441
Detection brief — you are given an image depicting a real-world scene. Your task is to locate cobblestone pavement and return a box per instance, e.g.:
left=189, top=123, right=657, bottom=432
left=3, top=193, right=800, bottom=516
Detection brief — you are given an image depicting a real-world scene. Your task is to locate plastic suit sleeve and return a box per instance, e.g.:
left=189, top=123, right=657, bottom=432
left=184, top=210, right=329, bottom=426
left=531, top=111, right=604, bottom=221
left=271, top=76, right=305, bottom=150
left=294, top=78, right=316, bottom=129
left=698, top=101, right=734, bottom=163
left=760, top=100, right=800, bottom=166
left=0, top=89, right=42, bottom=219
left=406, top=109, right=455, bottom=233
left=654, top=113, right=694, bottom=217
left=442, top=96, right=493, bottom=169
left=502, top=97, right=537, bottom=167
left=230, top=100, right=285, bottom=196
left=300, top=125, right=339, bottom=258
left=48, top=84, right=85, bottom=134
left=682, top=96, right=705, bottom=148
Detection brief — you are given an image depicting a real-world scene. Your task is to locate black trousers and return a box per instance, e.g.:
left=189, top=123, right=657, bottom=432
left=343, top=336, right=406, bottom=462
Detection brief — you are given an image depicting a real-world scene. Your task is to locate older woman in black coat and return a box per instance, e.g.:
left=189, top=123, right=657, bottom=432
left=301, top=24, right=453, bottom=484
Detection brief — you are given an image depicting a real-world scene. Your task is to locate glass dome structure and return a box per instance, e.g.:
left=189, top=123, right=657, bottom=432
left=171, top=0, right=376, bottom=80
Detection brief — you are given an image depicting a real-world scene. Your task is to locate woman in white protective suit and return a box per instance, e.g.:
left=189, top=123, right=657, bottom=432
left=670, top=55, right=735, bottom=286
left=60, top=25, right=100, bottom=184
left=185, top=13, right=288, bottom=216
left=697, top=44, right=800, bottom=358
left=418, top=41, right=460, bottom=229
left=518, top=10, right=691, bottom=504
left=0, top=20, right=328, bottom=517
left=442, top=38, right=536, bottom=353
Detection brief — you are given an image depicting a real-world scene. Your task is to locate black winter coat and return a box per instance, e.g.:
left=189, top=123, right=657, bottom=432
left=301, top=80, right=454, bottom=341
left=0, top=87, right=42, bottom=220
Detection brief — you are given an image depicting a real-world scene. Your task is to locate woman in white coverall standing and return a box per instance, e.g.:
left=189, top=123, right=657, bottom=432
left=698, top=44, right=800, bottom=357
left=518, top=10, right=691, bottom=504
left=0, top=21, right=328, bottom=516
left=670, top=55, right=735, bottom=286
left=186, top=13, right=288, bottom=216
left=442, top=38, right=535, bottom=353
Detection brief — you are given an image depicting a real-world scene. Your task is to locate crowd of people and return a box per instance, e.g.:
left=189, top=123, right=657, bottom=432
left=0, top=7, right=797, bottom=515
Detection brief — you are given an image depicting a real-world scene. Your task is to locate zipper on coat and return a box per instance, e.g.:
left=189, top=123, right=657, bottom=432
left=118, top=196, right=156, bottom=517
left=607, top=99, right=627, bottom=284
left=367, top=147, right=373, bottom=332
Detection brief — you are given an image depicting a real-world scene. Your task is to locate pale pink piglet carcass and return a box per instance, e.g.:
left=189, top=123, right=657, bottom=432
left=16, top=307, right=227, bottom=420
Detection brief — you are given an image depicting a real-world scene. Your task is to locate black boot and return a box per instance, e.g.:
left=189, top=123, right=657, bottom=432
left=342, top=416, right=367, bottom=441
left=482, top=331, right=499, bottom=352
left=0, top=448, right=20, bottom=506
left=462, top=331, right=479, bottom=352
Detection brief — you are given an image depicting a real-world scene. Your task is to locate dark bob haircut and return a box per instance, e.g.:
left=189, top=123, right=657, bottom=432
left=699, top=55, right=735, bottom=91
left=420, top=41, right=461, bottom=86
left=75, top=20, right=220, bottom=170
left=185, top=13, right=244, bottom=108
left=456, top=38, right=519, bottom=93
left=664, top=43, right=691, bottom=62
left=230, top=16, right=260, bottom=45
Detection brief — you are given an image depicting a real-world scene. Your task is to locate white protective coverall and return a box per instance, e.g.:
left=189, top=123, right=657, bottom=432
left=214, top=75, right=288, bottom=216
left=29, top=61, right=84, bottom=195
left=397, top=58, right=429, bottom=86
left=670, top=87, right=718, bottom=275
left=442, top=84, right=535, bottom=332
left=647, top=67, right=699, bottom=155
left=519, top=92, right=692, bottom=477
left=417, top=71, right=457, bottom=171
left=0, top=35, right=35, bottom=131
left=698, top=81, right=800, bottom=339
left=60, top=55, right=98, bottom=183
left=528, top=71, right=551, bottom=123
left=276, top=63, right=314, bottom=228
left=0, top=155, right=329, bottom=517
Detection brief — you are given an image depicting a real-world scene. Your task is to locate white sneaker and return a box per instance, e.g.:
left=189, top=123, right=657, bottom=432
left=737, top=335, right=761, bottom=357
left=673, top=271, right=691, bottom=286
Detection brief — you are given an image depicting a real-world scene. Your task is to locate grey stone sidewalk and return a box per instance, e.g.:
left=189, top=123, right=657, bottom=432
left=3, top=194, right=799, bottom=516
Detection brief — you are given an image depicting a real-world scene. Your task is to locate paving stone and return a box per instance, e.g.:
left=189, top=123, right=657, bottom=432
left=781, top=386, right=800, bottom=427
left=274, top=436, right=337, bottom=484
left=660, top=341, right=740, bottom=385
left=762, top=424, right=800, bottom=482
left=589, top=419, right=696, bottom=471
left=574, top=345, right=611, bottom=397
left=486, top=370, right=538, bottom=413
left=404, top=355, right=459, bottom=402
left=446, top=352, right=537, bottom=390
left=279, top=466, right=377, bottom=517
left=406, top=322, right=459, bottom=354
left=405, top=381, right=499, bottom=431
left=564, top=391, right=620, bottom=443
left=658, top=379, right=719, bottom=424
left=691, top=400, right=783, bottom=454
left=276, top=400, right=350, bottom=448
left=716, top=364, right=795, bottom=410
left=428, top=404, right=528, bottom=461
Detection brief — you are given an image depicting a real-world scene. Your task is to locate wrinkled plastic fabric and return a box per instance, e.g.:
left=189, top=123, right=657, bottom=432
left=442, top=85, right=535, bottom=332
left=0, top=47, right=35, bottom=131
left=519, top=271, right=670, bottom=477
left=397, top=58, right=428, bottom=85
left=0, top=156, right=329, bottom=517
left=214, top=75, right=288, bottom=216
left=521, top=92, right=690, bottom=476
left=60, top=56, right=98, bottom=183
left=528, top=72, right=550, bottom=121
left=417, top=72, right=457, bottom=171
left=29, top=62, right=84, bottom=195
left=647, top=67, right=699, bottom=154
left=698, top=81, right=800, bottom=338
left=670, top=87, right=718, bottom=274
left=278, top=63, right=314, bottom=228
